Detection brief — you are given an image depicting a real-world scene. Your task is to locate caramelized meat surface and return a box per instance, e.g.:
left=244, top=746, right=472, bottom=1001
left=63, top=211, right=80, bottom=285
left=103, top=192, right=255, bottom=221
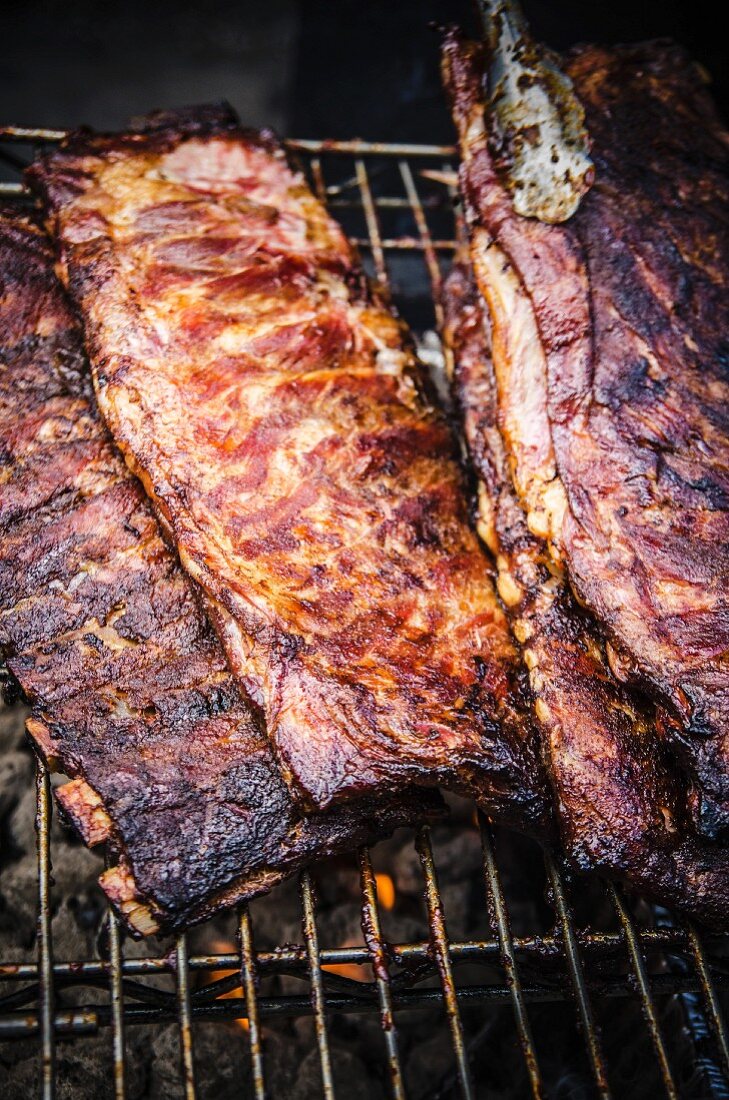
left=30, top=107, right=549, bottom=830
left=443, top=33, right=729, bottom=838
left=0, top=207, right=441, bottom=935
left=442, top=258, right=729, bottom=928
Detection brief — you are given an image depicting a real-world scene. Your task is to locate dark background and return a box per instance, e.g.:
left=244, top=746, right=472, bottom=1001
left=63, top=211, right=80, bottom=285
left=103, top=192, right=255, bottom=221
left=2, top=1, right=727, bottom=142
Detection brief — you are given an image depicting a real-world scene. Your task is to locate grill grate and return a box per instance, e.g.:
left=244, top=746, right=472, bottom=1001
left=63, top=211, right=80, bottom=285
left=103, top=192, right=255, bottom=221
left=1, top=133, right=729, bottom=1100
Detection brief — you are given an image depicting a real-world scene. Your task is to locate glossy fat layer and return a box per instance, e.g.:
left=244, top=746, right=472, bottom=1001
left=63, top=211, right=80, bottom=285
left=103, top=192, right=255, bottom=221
left=443, top=33, right=729, bottom=838
left=31, top=108, right=549, bottom=828
left=442, top=259, right=729, bottom=929
left=0, top=208, right=439, bottom=934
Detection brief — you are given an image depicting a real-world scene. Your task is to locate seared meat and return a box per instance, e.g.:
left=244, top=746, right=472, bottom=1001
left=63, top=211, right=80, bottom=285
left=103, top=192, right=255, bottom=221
left=29, top=106, right=550, bottom=831
left=0, top=207, right=442, bottom=936
left=443, top=32, right=729, bottom=838
left=442, top=258, right=729, bottom=928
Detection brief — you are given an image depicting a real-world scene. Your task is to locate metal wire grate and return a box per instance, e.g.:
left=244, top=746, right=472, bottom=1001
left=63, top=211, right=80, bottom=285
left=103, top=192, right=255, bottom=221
left=2, top=132, right=729, bottom=1100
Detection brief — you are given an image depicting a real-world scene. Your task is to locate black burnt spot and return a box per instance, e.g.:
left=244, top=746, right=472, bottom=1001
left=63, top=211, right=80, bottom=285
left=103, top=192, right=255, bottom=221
left=202, top=684, right=237, bottom=717
left=272, top=631, right=303, bottom=661
left=598, top=357, right=666, bottom=411
left=604, top=256, right=670, bottom=342
left=657, top=458, right=729, bottom=511
left=682, top=690, right=715, bottom=740
left=396, top=497, right=446, bottom=551
left=716, top=341, right=729, bottom=382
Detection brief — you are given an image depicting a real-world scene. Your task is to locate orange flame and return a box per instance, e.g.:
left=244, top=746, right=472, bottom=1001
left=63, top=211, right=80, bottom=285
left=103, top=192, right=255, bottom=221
left=208, top=940, right=249, bottom=1032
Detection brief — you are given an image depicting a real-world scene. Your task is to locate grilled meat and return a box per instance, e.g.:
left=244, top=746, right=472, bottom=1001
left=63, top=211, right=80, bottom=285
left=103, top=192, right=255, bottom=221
left=0, top=207, right=442, bottom=936
left=29, top=106, right=550, bottom=831
left=442, top=257, right=729, bottom=928
left=443, top=31, right=729, bottom=838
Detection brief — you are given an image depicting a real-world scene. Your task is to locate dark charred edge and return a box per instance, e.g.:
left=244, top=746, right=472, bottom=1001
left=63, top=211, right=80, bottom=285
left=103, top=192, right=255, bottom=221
left=25, top=105, right=287, bottom=203
left=97, top=795, right=449, bottom=940
left=24, top=714, right=162, bottom=937
left=121, top=794, right=448, bottom=938
left=28, top=711, right=447, bottom=938
left=17, top=642, right=449, bottom=937
left=127, top=101, right=240, bottom=136
left=161, top=787, right=447, bottom=936
left=98, top=785, right=448, bottom=938
left=0, top=660, right=26, bottom=706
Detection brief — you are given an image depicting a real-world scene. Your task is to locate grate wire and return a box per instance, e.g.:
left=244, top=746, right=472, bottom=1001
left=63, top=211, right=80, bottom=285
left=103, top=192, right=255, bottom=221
left=687, top=921, right=729, bottom=1081
left=239, top=903, right=266, bottom=1100
left=608, top=884, right=678, bottom=1098
left=359, top=848, right=406, bottom=1100
left=107, top=910, right=127, bottom=1100
left=175, top=935, right=197, bottom=1100
left=543, top=852, right=610, bottom=1098
left=35, top=760, right=55, bottom=1100
left=301, top=871, right=336, bottom=1099
left=416, top=827, right=474, bottom=1100
left=478, top=814, right=543, bottom=1099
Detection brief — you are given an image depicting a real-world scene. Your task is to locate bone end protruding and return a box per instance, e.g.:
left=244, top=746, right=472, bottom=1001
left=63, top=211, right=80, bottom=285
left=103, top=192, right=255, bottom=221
left=100, top=862, right=162, bottom=937
left=56, top=778, right=113, bottom=847
left=25, top=716, right=63, bottom=772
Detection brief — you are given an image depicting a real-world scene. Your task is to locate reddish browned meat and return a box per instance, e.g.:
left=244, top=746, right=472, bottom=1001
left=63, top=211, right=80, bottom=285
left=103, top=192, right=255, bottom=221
left=29, top=106, right=550, bottom=831
left=443, top=32, right=729, bottom=838
left=442, top=257, right=729, bottom=928
left=0, top=207, right=442, bottom=936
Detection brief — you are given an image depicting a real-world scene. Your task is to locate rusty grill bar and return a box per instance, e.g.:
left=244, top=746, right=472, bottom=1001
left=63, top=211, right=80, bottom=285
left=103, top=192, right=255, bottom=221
left=1, top=133, right=729, bottom=1099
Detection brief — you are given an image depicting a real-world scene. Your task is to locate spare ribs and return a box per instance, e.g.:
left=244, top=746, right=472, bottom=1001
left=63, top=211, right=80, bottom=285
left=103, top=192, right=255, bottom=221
left=443, top=30, right=729, bottom=838
left=442, top=256, right=729, bottom=928
left=0, top=206, right=441, bottom=935
left=29, top=106, right=550, bottom=830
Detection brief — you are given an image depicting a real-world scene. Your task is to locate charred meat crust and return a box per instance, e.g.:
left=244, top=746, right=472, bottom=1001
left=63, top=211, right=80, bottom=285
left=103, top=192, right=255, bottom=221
left=442, top=259, right=729, bottom=930
left=28, top=108, right=551, bottom=833
left=442, top=30, right=729, bottom=839
left=0, top=207, right=444, bottom=936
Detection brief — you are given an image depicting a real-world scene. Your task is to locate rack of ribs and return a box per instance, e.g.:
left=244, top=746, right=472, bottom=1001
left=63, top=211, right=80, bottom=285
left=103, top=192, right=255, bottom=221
left=0, top=206, right=443, bottom=936
left=441, top=255, right=729, bottom=928
left=28, top=106, right=550, bottom=831
left=442, top=29, right=729, bottom=839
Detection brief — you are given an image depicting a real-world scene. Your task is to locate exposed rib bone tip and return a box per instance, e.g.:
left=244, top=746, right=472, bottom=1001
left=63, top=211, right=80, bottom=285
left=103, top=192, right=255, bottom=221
left=100, top=865, right=162, bottom=936
left=25, top=717, right=61, bottom=772
left=56, top=778, right=113, bottom=846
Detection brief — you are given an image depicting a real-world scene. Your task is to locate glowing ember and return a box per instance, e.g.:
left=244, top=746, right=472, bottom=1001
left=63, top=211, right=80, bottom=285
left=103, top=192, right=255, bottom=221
left=322, top=875, right=395, bottom=981
left=322, top=958, right=370, bottom=982
left=375, top=873, right=395, bottom=910
left=322, top=937, right=372, bottom=983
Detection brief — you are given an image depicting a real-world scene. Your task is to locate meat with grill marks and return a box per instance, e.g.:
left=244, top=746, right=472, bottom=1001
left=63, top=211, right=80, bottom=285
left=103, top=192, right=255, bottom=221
left=0, top=207, right=443, bottom=936
left=442, top=31, right=729, bottom=838
left=442, top=257, right=729, bottom=929
left=29, top=106, right=550, bottom=831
